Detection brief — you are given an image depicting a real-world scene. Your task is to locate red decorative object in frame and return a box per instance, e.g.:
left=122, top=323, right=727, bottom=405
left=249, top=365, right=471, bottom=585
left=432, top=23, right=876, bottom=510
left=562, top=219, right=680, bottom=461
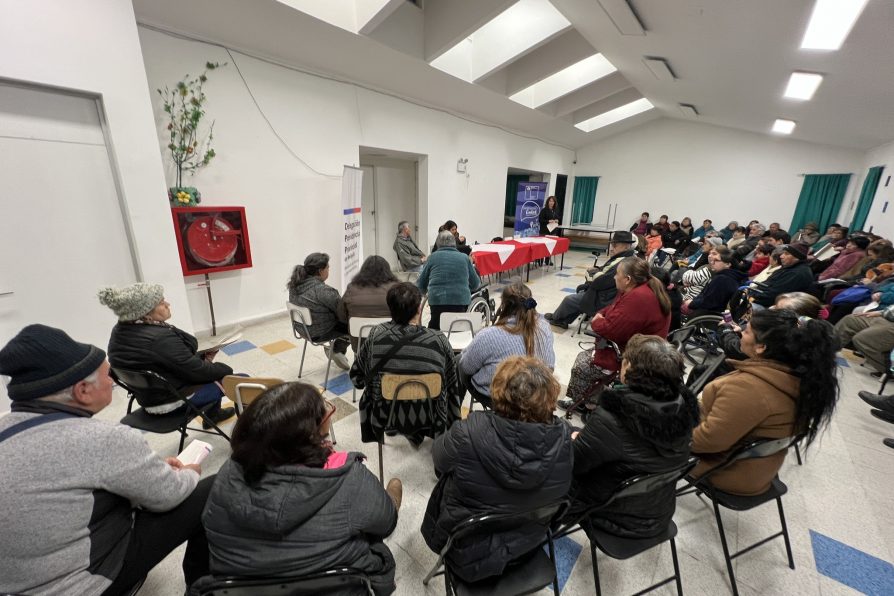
left=170, top=207, right=253, bottom=276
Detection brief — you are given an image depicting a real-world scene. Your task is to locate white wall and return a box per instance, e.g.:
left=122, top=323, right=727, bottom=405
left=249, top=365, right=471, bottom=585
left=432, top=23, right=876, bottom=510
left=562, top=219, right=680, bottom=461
left=138, top=26, right=575, bottom=332
left=0, top=0, right=193, bottom=333
left=573, top=118, right=865, bottom=232
left=854, top=140, right=894, bottom=238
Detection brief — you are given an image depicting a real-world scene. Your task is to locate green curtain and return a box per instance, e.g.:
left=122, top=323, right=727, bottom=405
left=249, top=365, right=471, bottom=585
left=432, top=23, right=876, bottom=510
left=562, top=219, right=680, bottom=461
left=850, top=166, right=885, bottom=232
left=789, top=173, right=852, bottom=234
left=571, top=176, right=599, bottom=224
left=504, top=175, right=528, bottom=217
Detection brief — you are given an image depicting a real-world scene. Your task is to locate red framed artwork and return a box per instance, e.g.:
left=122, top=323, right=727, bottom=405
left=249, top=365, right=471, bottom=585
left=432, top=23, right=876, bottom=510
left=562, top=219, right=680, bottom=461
left=170, top=207, right=253, bottom=276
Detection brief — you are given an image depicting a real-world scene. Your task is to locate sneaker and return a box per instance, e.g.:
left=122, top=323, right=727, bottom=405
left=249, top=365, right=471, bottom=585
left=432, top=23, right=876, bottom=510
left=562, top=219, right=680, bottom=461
left=870, top=409, right=894, bottom=424
left=332, top=351, right=350, bottom=370
left=550, top=320, right=569, bottom=330
left=858, top=391, right=894, bottom=414
left=386, top=478, right=403, bottom=510
left=544, top=313, right=555, bottom=321
left=203, top=406, right=236, bottom=429
left=558, top=397, right=582, bottom=411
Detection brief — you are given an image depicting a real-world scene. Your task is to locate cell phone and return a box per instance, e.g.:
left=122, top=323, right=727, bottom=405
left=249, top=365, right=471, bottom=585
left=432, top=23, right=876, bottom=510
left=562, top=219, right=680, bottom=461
left=722, top=311, right=733, bottom=324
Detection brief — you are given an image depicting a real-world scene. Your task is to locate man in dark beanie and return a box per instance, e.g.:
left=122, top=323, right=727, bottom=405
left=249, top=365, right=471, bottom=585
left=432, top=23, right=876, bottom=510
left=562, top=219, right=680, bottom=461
left=0, top=324, right=212, bottom=595
left=752, top=243, right=814, bottom=309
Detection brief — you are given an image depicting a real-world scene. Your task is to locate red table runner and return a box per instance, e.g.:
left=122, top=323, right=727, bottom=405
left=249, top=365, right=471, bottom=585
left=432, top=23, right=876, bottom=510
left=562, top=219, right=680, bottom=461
left=471, top=237, right=570, bottom=276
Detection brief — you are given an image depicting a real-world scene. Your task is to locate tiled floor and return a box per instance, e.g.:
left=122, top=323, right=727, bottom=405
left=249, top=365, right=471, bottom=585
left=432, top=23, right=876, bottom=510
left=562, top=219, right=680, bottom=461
left=97, top=249, right=894, bottom=595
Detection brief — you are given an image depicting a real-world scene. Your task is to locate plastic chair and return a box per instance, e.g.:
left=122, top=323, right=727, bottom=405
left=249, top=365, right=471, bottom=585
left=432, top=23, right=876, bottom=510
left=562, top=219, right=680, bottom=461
left=377, top=372, right=442, bottom=483
left=111, top=368, right=231, bottom=452
left=422, top=501, right=566, bottom=596
left=190, top=567, right=374, bottom=596
left=440, top=312, right=484, bottom=352
left=287, top=302, right=347, bottom=391
left=349, top=316, right=391, bottom=403
left=678, top=437, right=800, bottom=596
left=220, top=376, right=285, bottom=415
left=554, top=458, right=698, bottom=596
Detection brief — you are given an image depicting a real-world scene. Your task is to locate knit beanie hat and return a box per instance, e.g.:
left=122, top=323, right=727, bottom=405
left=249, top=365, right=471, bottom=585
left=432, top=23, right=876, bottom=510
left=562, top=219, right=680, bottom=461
left=705, top=237, right=723, bottom=248
left=783, top=243, right=808, bottom=261
left=0, top=324, right=106, bottom=401
left=98, top=283, right=164, bottom=321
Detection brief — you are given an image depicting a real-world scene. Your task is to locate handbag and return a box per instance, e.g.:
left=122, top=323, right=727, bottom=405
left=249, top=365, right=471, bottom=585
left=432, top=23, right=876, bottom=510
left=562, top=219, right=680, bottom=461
left=830, top=285, right=872, bottom=306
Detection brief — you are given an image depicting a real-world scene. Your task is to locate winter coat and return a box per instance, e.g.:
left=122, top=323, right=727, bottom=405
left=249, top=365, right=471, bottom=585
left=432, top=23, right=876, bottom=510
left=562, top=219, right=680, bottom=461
left=107, top=321, right=232, bottom=392
left=336, top=281, right=397, bottom=350
left=819, top=247, right=867, bottom=281
left=690, top=269, right=748, bottom=314
left=578, top=249, right=636, bottom=315
left=753, top=262, right=814, bottom=307
left=681, top=265, right=713, bottom=301
left=645, top=234, right=664, bottom=257
left=421, top=411, right=572, bottom=583
left=662, top=228, right=689, bottom=252
left=393, top=234, right=425, bottom=270
left=748, top=255, right=770, bottom=277
left=590, top=283, right=671, bottom=370
left=692, top=225, right=715, bottom=239
left=203, top=455, right=397, bottom=595
left=539, top=206, right=561, bottom=232
left=691, top=359, right=799, bottom=496
left=569, top=385, right=699, bottom=538
left=289, top=276, right=343, bottom=340
left=417, top=247, right=480, bottom=306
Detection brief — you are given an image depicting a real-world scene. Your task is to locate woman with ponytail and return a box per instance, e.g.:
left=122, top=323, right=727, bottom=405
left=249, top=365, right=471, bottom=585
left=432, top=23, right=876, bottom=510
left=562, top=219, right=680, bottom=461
left=459, top=283, right=554, bottom=404
left=691, top=309, right=840, bottom=495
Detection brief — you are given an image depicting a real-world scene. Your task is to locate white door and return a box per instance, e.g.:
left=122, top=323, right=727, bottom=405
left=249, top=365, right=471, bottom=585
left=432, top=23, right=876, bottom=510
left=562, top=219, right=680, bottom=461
left=359, top=157, right=417, bottom=270
left=0, top=83, right=137, bottom=409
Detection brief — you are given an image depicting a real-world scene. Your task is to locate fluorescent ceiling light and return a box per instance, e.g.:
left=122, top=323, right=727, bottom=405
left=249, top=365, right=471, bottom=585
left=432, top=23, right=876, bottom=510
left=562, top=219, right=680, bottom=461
left=575, top=98, right=654, bottom=132
left=430, top=0, right=571, bottom=82
left=772, top=119, right=796, bottom=134
left=509, top=54, right=617, bottom=109
left=800, top=0, right=868, bottom=50
left=784, top=72, right=823, bottom=100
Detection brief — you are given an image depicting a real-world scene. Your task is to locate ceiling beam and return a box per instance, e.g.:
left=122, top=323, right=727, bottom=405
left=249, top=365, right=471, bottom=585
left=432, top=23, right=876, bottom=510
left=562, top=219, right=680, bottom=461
left=423, top=0, right=516, bottom=63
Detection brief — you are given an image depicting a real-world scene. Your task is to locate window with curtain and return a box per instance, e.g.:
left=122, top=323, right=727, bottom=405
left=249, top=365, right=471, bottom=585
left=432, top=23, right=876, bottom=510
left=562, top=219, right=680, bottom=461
left=504, top=174, right=529, bottom=218
left=788, top=173, right=852, bottom=235
left=571, top=176, right=599, bottom=224
left=850, top=166, right=884, bottom=232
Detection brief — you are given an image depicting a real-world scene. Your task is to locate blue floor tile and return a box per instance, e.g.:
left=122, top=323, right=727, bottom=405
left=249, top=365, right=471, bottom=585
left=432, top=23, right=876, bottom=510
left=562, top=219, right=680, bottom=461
left=555, top=273, right=572, bottom=277
left=553, top=535, right=583, bottom=593
left=561, top=288, right=577, bottom=293
left=811, top=530, right=894, bottom=596
left=221, top=340, right=256, bottom=356
left=835, top=356, right=850, bottom=368
left=324, top=371, right=353, bottom=395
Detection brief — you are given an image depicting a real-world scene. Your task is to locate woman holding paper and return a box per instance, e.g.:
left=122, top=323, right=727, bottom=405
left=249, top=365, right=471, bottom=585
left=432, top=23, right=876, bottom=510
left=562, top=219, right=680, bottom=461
left=539, top=196, right=561, bottom=265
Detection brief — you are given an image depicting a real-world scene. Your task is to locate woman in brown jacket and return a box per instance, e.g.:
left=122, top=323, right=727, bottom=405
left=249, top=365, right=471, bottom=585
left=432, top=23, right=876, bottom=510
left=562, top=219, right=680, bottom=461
left=337, top=255, right=399, bottom=351
left=691, top=309, right=839, bottom=495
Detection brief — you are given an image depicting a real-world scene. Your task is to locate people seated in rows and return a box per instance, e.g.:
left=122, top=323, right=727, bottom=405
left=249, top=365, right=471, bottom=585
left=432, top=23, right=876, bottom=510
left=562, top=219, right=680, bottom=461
left=835, top=303, right=894, bottom=377
left=748, top=243, right=774, bottom=277
left=811, top=224, right=846, bottom=251
left=0, top=325, right=211, bottom=594
left=751, top=246, right=784, bottom=285
left=719, top=220, right=739, bottom=243
left=545, top=231, right=637, bottom=329
left=338, top=255, right=399, bottom=351
left=679, top=216, right=694, bottom=237
left=459, top=283, right=554, bottom=406
left=351, top=283, right=461, bottom=445
left=653, top=214, right=670, bottom=234
left=679, top=248, right=715, bottom=303
left=726, top=226, right=748, bottom=250
left=661, top=220, right=689, bottom=252
left=683, top=248, right=749, bottom=318
left=645, top=226, right=664, bottom=259
left=686, top=236, right=722, bottom=268
left=752, top=244, right=814, bottom=309
left=288, top=252, right=351, bottom=369
left=393, top=220, right=427, bottom=272
left=421, top=356, right=572, bottom=583
left=99, top=282, right=236, bottom=425
left=417, top=230, right=481, bottom=330
left=432, top=220, right=472, bottom=255
left=630, top=211, right=652, bottom=236
left=201, top=382, right=400, bottom=595
left=768, top=222, right=787, bottom=234
left=692, top=218, right=715, bottom=239
left=691, top=310, right=839, bottom=495
left=565, top=334, right=699, bottom=536
left=840, top=239, right=894, bottom=283
left=653, top=266, right=683, bottom=332
left=792, top=221, right=820, bottom=246
left=818, top=235, right=870, bottom=281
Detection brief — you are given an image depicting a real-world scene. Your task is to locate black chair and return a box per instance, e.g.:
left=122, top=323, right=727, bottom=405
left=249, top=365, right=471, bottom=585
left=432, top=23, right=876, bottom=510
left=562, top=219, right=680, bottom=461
left=668, top=315, right=724, bottom=367
left=554, top=458, right=698, bottom=596
left=111, top=368, right=231, bottom=452
left=678, top=437, right=800, bottom=596
left=422, top=502, right=566, bottom=596
left=191, top=568, right=373, bottom=596
left=685, top=349, right=728, bottom=396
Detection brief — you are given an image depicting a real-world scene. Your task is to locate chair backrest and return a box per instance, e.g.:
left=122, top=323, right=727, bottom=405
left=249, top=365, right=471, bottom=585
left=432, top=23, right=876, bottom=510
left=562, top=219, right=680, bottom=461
left=220, top=376, right=285, bottom=413
left=686, top=351, right=728, bottom=395
left=448, top=501, right=566, bottom=547
left=193, top=568, right=373, bottom=596
left=604, top=457, right=699, bottom=507
left=381, top=372, right=442, bottom=401
left=110, top=368, right=182, bottom=409
left=729, top=436, right=797, bottom=463
left=287, top=302, right=313, bottom=339
left=441, top=312, right=483, bottom=338
left=348, top=316, right=390, bottom=338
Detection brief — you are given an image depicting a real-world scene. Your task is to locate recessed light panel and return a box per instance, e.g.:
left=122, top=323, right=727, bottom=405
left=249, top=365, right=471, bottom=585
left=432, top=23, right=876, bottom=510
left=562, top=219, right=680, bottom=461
left=509, top=54, right=617, bottom=109
left=772, top=119, right=796, bottom=134
left=800, top=0, right=868, bottom=50
left=575, top=98, right=654, bottom=132
left=784, top=72, right=823, bottom=100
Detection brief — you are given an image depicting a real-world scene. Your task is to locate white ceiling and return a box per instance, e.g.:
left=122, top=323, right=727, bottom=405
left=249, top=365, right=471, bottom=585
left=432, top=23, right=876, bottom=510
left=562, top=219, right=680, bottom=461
left=133, top=0, right=894, bottom=151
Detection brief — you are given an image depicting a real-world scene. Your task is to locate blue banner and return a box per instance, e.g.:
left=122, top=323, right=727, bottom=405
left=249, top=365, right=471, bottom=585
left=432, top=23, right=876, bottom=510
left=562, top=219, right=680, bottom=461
left=514, top=182, right=548, bottom=237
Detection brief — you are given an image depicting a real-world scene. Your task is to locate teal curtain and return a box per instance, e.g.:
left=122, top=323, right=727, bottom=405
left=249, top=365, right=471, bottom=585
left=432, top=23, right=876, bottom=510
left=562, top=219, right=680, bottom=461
left=571, top=176, right=599, bottom=224
left=789, top=173, right=852, bottom=234
left=850, top=166, right=885, bottom=232
left=504, top=175, right=528, bottom=217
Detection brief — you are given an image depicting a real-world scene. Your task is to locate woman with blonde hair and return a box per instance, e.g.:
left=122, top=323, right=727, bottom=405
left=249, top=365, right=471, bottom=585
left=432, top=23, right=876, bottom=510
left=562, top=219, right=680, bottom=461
left=459, top=283, right=554, bottom=405
left=421, top=356, right=572, bottom=583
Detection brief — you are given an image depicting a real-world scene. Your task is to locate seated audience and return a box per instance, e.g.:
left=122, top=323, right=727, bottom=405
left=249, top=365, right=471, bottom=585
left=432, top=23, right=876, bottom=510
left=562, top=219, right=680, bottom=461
left=0, top=325, right=210, bottom=595
left=835, top=304, right=894, bottom=376
left=288, top=252, right=351, bottom=369
left=202, top=382, right=400, bottom=596
left=680, top=217, right=694, bottom=237
left=393, top=221, right=427, bottom=272
left=687, top=236, right=723, bottom=268
left=459, top=283, right=554, bottom=405
left=351, top=283, right=461, bottom=444
left=683, top=248, right=748, bottom=317
left=840, top=240, right=894, bottom=283
left=719, top=220, right=739, bottom=243
left=432, top=220, right=472, bottom=255
left=645, top=227, right=664, bottom=259
left=692, top=219, right=715, bottom=239
left=726, top=226, right=748, bottom=250
left=751, top=247, right=783, bottom=285
left=421, top=356, right=572, bottom=583
left=792, top=222, right=820, bottom=246
left=680, top=252, right=715, bottom=302
left=818, top=235, right=870, bottom=281
left=653, top=266, right=683, bottom=332
left=99, top=282, right=235, bottom=424
left=653, top=214, right=670, bottom=234
left=752, top=244, right=814, bottom=309
left=748, top=243, right=773, bottom=277
left=811, top=224, right=842, bottom=251
left=566, top=334, right=699, bottom=537
left=417, top=231, right=481, bottom=330
left=768, top=222, right=787, bottom=235
left=662, top=220, right=689, bottom=252
left=337, top=255, right=399, bottom=350
left=630, top=211, right=652, bottom=236
left=691, top=310, right=839, bottom=495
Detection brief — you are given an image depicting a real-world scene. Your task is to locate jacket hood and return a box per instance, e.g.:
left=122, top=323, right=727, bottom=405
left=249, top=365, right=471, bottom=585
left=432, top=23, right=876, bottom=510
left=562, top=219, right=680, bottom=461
left=729, top=359, right=799, bottom=400
left=600, top=386, right=699, bottom=452
left=292, top=276, right=323, bottom=292
left=717, top=268, right=748, bottom=283
left=466, top=412, right=570, bottom=491
left=213, top=455, right=362, bottom=537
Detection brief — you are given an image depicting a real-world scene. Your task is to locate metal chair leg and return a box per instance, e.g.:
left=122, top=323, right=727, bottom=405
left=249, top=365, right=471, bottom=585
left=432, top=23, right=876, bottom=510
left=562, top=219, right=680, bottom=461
left=712, top=498, right=739, bottom=596
left=591, top=542, right=602, bottom=596
left=178, top=426, right=187, bottom=452
left=329, top=420, right=337, bottom=445
left=298, top=341, right=308, bottom=377
left=794, top=442, right=802, bottom=465
left=378, top=440, right=384, bottom=485
left=777, top=497, right=795, bottom=570
left=547, top=536, right=559, bottom=596
left=352, top=387, right=357, bottom=403
left=323, top=347, right=334, bottom=390
left=670, top=537, right=683, bottom=596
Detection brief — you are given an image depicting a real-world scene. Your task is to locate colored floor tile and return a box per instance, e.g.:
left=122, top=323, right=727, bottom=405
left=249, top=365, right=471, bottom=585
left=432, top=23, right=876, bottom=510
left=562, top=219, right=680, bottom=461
left=553, top=535, right=583, bottom=593
left=260, top=339, right=296, bottom=355
left=330, top=396, right=357, bottom=423
left=810, top=530, right=894, bottom=596
left=835, top=356, right=851, bottom=368
left=561, top=288, right=577, bottom=293
left=220, top=340, right=257, bottom=356
left=324, top=371, right=355, bottom=395
left=555, top=273, right=572, bottom=277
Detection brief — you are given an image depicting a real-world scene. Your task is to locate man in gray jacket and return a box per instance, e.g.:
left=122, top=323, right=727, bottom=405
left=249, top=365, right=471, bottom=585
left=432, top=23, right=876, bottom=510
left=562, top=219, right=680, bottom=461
left=0, top=324, right=212, bottom=595
left=393, top=220, right=426, bottom=272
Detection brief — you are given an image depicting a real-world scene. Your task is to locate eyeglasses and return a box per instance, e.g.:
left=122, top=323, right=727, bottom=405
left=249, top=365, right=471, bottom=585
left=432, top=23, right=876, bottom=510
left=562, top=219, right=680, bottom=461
left=320, top=398, right=337, bottom=431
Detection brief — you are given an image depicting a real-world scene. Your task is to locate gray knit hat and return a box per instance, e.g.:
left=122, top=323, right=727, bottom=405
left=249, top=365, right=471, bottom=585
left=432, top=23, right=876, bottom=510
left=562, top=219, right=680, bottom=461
left=97, top=283, right=165, bottom=321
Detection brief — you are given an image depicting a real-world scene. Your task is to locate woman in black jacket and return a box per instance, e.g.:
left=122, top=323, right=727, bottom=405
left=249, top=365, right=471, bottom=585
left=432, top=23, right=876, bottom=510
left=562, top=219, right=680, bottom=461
left=566, top=334, right=699, bottom=538
left=421, top=355, right=572, bottom=583
left=683, top=247, right=749, bottom=318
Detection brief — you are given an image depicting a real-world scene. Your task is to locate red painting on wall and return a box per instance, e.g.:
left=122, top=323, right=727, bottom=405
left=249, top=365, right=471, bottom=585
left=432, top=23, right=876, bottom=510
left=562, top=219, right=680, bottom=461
left=171, top=207, right=253, bottom=276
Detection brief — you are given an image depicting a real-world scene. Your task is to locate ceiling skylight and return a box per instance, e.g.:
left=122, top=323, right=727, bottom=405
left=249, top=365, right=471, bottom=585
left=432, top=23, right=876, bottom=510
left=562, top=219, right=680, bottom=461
left=772, top=119, right=796, bottom=134
left=784, top=72, right=823, bottom=100
left=800, top=0, right=868, bottom=50
left=509, top=54, right=617, bottom=109
left=275, top=0, right=394, bottom=34
left=575, top=98, right=654, bottom=132
left=430, top=0, right=572, bottom=82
